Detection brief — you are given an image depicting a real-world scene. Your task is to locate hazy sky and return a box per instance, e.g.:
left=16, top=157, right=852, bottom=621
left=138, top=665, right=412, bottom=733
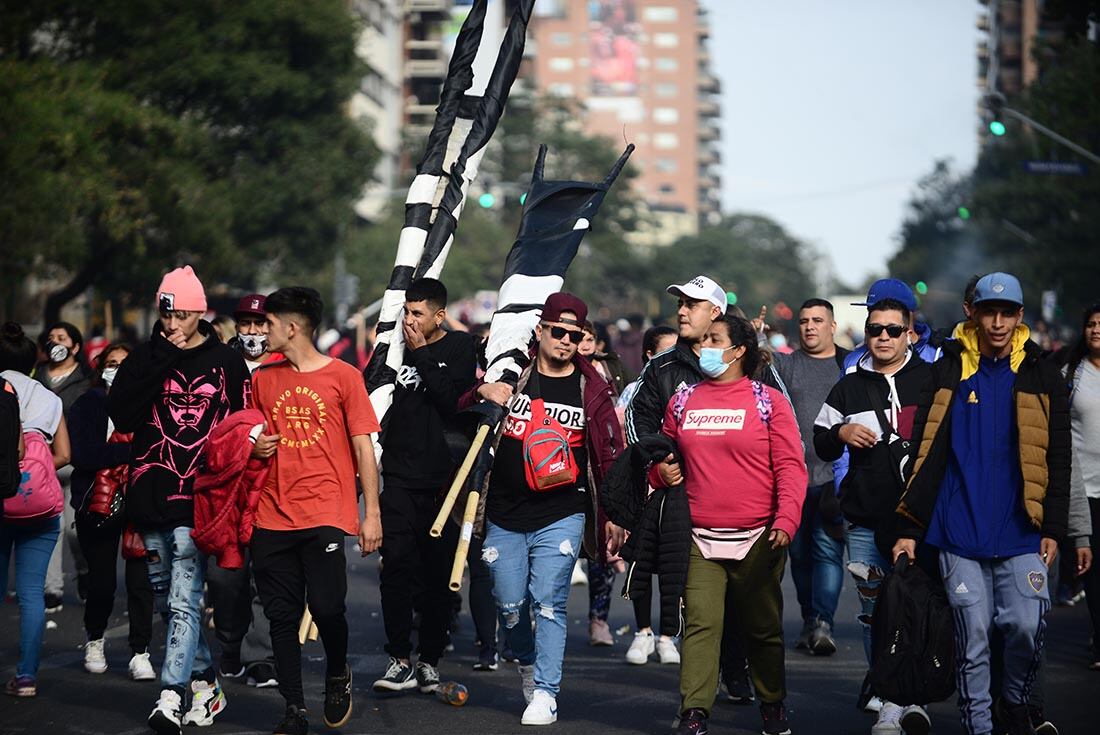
left=710, top=0, right=981, bottom=286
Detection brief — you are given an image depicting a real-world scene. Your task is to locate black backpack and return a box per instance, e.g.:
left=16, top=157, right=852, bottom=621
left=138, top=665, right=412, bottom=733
left=0, top=378, right=21, bottom=500
left=867, top=554, right=956, bottom=706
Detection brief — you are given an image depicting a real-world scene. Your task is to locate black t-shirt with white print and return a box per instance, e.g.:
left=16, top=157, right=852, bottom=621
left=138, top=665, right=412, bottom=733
left=487, top=368, right=588, bottom=533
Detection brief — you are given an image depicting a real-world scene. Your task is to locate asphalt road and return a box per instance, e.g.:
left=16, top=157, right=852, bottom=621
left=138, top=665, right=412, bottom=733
left=2, top=546, right=1095, bottom=735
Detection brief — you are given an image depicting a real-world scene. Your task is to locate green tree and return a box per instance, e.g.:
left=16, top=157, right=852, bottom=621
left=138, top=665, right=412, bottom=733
left=0, top=0, right=375, bottom=322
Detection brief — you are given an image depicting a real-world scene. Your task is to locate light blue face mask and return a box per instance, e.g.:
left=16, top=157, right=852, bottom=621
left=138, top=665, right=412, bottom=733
left=699, top=346, right=735, bottom=378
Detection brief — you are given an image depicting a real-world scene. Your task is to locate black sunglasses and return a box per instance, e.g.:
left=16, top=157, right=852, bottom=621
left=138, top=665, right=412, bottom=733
left=866, top=323, right=907, bottom=338
left=547, top=325, right=585, bottom=344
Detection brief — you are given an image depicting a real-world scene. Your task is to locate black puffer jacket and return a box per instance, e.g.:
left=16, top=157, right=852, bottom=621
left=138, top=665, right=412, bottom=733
left=603, top=434, right=691, bottom=638
left=624, top=340, right=704, bottom=444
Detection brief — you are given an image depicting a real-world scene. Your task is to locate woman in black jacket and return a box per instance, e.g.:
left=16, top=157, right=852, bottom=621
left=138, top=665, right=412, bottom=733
left=70, top=343, right=155, bottom=681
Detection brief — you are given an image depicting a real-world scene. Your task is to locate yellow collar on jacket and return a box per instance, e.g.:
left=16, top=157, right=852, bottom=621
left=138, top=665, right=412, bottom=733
left=951, top=321, right=1030, bottom=379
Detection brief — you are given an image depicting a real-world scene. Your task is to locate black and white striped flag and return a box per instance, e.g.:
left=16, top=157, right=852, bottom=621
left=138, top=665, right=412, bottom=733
left=365, top=0, right=534, bottom=433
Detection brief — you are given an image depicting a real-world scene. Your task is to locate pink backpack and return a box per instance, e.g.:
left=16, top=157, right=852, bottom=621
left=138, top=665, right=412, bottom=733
left=2, top=431, right=63, bottom=524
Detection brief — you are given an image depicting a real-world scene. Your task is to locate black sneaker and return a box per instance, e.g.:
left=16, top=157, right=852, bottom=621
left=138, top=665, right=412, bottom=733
left=501, top=646, right=518, bottom=663
left=273, top=704, right=308, bottom=735
left=323, top=664, right=353, bottom=728
left=372, top=657, right=416, bottom=693
left=44, top=593, right=63, bottom=614
left=760, top=701, right=792, bottom=735
left=246, top=662, right=279, bottom=688
left=415, top=661, right=440, bottom=693
left=474, top=647, right=499, bottom=672
left=218, top=655, right=246, bottom=679
left=675, top=708, right=709, bottom=735
left=1029, top=705, right=1058, bottom=735
left=721, top=666, right=755, bottom=705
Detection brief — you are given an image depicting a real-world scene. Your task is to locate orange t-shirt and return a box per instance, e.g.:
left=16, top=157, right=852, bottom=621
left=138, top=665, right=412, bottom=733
left=251, top=358, right=379, bottom=535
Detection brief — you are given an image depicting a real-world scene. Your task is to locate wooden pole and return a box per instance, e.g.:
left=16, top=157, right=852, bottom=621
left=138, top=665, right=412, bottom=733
left=430, top=423, right=490, bottom=538
left=448, top=490, right=480, bottom=592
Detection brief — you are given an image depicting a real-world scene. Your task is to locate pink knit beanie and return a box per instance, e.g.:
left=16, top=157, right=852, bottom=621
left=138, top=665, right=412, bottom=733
left=156, top=265, right=207, bottom=312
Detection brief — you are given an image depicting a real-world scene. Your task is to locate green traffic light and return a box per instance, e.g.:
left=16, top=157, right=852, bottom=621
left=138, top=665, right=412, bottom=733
left=478, top=192, right=496, bottom=208
left=915, top=281, right=928, bottom=295
left=989, top=120, right=1006, bottom=136
left=957, top=206, right=971, bottom=220
left=726, top=291, right=738, bottom=306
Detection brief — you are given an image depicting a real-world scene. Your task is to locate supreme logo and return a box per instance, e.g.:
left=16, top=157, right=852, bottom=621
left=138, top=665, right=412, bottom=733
left=683, top=408, right=745, bottom=430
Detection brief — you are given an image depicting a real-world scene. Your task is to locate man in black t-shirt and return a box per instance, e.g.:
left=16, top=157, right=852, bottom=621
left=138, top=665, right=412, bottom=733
left=371, top=278, right=477, bottom=696
left=473, top=292, right=624, bottom=727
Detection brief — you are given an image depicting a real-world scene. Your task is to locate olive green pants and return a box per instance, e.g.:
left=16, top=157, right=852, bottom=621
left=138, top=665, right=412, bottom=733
left=680, top=536, right=787, bottom=715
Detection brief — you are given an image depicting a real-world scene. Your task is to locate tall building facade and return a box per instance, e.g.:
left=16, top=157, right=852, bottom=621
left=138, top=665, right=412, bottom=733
left=527, top=0, right=721, bottom=243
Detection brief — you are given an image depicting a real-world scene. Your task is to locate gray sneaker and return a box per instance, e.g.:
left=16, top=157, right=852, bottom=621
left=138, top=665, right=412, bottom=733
left=809, top=619, right=837, bottom=656
left=794, top=620, right=814, bottom=650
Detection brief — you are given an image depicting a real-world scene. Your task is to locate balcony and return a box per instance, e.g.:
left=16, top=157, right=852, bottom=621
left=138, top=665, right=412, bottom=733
left=977, top=40, right=989, bottom=59
left=999, top=1, right=1021, bottom=27
left=698, top=124, right=720, bottom=143
left=698, top=146, right=721, bottom=166
left=698, top=98, right=720, bottom=118
left=405, top=58, right=447, bottom=79
left=1000, top=32, right=1022, bottom=61
left=977, top=13, right=990, bottom=32
left=698, top=174, right=720, bottom=191
left=698, top=73, right=720, bottom=94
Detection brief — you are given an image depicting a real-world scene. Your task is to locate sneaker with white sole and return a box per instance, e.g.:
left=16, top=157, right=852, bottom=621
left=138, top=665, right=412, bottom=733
left=148, top=689, right=183, bottom=735
left=864, top=695, right=885, bottom=713
left=657, top=636, right=680, bottom=665
left=900, top=704, right=931, bottom=735
left=415, top=661, right=440, bottom=694
left=570, top=561, right=588, bottom=586
left=518, top=663, right=536, bottom=704
left=521, top=689, right=558, bottom=726
left=181, top=679, right=227, bottom=727
left=871, top=701, right=903, bottom=734
left=84, top=638, right=107, bottom=674
left=129, top=652, right=156, bottom=681
left=625, top=631, right=655, bottom=665
left=372, top=656, right=416, bottom=693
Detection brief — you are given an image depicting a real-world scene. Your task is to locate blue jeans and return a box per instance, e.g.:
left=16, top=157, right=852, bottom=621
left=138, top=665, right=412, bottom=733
left=0, top=516, right=61, bottom=679
left=788, top=483, right=845, bottom=626
left=845, top=524, right=889, bottom=665
left=482, top=513, right=584, bottom=697
left=143, top=527, right=213, bottom=689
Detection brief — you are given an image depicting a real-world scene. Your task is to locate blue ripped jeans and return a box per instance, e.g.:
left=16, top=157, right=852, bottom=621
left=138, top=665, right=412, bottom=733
left=482, top=513, right=584, bottom=698
left=143, top=527, right=213, bottom=690
left=845, top=524, right=889, bottom=665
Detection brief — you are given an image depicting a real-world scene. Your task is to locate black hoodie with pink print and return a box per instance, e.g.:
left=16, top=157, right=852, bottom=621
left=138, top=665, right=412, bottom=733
left=108, top=320, right=249, bottom=531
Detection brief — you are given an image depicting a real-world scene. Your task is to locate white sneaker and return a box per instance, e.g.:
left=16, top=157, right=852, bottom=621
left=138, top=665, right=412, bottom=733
left=864, top=695, right=885, bottom=713
left=871, top=701, right=904, bottom=734
left=625, top=631, right=655, bottom=665
left=570, top=561, right=588, bottom=586
left=656, top=635, right=680, bottom=665
left=517, top=663, right=536, bottom=704
left=148, top=689, right=183, bottom=735
left=181, top=679, right=227, bottom=726
left=521, top=689, right=558, bottom=726
left=83, top=638, right=107, bottom=674
left=129, top=652, right=157, bottom=681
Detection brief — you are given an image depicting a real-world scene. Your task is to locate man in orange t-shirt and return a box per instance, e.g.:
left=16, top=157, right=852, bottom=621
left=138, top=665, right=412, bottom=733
left=249, top=287, right=381, bottom=735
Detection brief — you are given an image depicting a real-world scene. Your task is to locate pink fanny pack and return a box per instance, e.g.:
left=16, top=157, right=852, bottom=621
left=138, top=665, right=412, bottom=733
left=691, top=525, right=767, bottom=560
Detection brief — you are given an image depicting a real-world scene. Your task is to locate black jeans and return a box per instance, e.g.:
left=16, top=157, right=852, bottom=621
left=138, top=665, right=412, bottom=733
left=252, top=526, right=349, bottom=710
left=207, top=547, right=274, bottom=667
left=379, top=486, right=458, bottom=665
left=468, top=533, right=499, bottom=653
left=1085, top=498, right=1100, bottom=657
left=75, top=516, right=153, bottom=653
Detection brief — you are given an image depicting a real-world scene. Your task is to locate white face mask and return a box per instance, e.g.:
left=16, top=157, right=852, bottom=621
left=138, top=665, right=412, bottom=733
left=101, top=367, right=118, bottom=388
left=238, top=334, right=268, bottom=359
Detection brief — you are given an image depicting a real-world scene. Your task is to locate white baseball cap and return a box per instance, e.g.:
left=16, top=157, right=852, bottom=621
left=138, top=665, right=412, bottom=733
left=666, top=275, right=726, bottom=311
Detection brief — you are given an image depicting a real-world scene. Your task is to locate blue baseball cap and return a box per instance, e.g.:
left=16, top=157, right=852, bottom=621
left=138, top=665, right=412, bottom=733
left=851, top=278, right=917, bottom=312
left=972, top=272, right=1024, bottom=306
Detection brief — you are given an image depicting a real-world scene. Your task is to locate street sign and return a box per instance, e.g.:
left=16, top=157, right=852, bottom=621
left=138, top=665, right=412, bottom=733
left=1023, top=161, right=1087, bottom=175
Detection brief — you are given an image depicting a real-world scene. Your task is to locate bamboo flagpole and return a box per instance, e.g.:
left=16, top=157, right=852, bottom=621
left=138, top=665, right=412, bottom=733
left=448, top=490, right=481, bottom=591
left=431, top=423, right=491, bottom=538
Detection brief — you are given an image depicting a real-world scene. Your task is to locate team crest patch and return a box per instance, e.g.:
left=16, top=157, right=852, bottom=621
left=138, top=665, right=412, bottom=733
left=1027, top=570, right=1045, bottom=593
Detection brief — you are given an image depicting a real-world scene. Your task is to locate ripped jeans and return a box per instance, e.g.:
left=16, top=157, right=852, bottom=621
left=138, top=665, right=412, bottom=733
left=845, top=524, right=889, bottom=665
left=482, top=513, right=584, bottom=698
left=143, top=527, right=213, bottom=690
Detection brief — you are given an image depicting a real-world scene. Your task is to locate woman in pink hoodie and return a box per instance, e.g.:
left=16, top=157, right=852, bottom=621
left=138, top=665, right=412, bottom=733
left=654, top=314, right=806, bottom=735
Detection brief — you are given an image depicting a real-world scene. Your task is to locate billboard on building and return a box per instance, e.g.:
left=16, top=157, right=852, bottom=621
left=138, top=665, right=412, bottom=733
left=589, top=0, right=640, bottom=96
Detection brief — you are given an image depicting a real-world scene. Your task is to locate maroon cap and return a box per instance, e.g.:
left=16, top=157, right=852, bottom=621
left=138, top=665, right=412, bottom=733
left=234, top=294, right=266, bottom=319
left=540, top=292, right=587, bottom=326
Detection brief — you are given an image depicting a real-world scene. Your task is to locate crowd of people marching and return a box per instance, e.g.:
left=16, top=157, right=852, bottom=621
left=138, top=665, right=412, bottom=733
left=2, top=264, right=1099, bottom=735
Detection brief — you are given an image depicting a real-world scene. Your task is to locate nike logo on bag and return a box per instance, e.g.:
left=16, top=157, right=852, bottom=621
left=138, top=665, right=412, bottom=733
left=325, top=543, right=340, bottom=553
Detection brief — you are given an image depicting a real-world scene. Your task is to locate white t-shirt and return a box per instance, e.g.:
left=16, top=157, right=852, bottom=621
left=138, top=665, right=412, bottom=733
left=1068, top=360, right=1100, bottom=499
left=1, top=370, right=63, bottom=440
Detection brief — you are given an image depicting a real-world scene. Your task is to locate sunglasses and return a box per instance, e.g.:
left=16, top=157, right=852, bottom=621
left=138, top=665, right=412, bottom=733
left=866, top=323, right=907, bottom=339
left=546, top=325, right=585, bottom=344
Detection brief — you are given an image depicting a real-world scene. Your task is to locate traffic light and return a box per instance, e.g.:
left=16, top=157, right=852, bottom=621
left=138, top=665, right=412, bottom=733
left=726, top=291, right=738, bottom=306
left=984, top=92, right=1007, bottom=136
left=957, top=206, right=971, bottom=220
left=477, top=192, right=496, bottom=208
left=915, top=281, right=928, bottom=295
